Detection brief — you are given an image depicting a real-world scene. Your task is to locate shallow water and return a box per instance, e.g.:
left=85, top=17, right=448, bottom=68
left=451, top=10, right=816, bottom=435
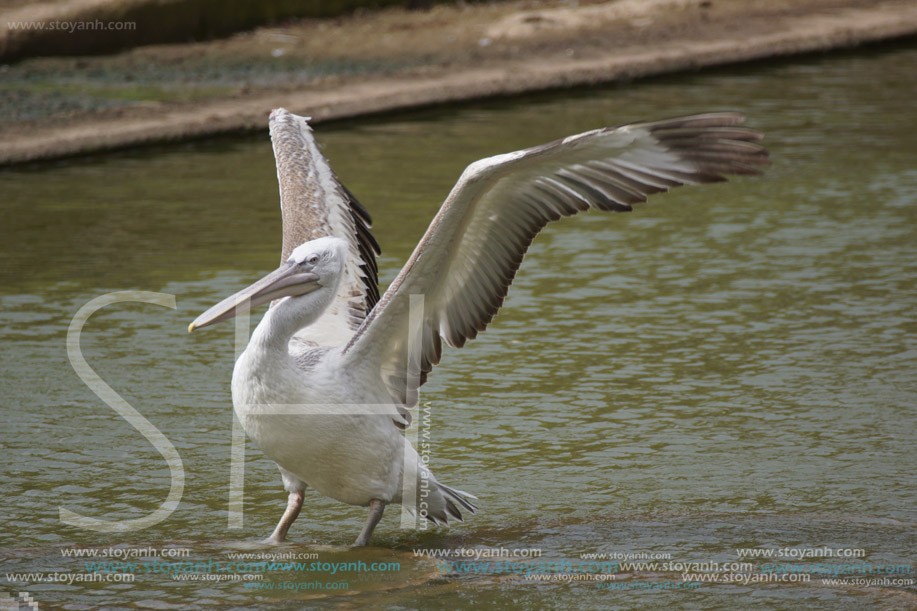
left=1, top=42, right=916, bottom=609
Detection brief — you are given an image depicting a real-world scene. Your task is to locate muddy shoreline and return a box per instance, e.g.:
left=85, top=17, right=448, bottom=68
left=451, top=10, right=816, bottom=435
left=2, top=0, right=916, bottom=166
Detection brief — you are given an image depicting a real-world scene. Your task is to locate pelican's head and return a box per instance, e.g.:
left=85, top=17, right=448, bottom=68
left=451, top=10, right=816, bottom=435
left=188, top=236, right=347, bottom=332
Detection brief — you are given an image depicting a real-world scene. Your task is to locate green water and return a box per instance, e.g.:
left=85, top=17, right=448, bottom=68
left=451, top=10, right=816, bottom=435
left=1, top=43, right=916, bottom=609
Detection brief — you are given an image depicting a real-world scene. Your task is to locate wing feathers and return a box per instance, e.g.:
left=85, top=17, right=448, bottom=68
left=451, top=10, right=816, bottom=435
left=270, top=109, right=381, bottom=344
left=344, top=112, right=768, bottom=406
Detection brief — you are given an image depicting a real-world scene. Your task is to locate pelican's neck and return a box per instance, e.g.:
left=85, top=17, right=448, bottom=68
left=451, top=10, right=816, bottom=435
left=249, top=291, right=331, bottom=355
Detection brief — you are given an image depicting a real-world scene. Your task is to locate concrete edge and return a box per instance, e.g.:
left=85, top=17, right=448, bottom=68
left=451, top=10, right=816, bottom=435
left=0, top=0, right=430, bottom=63
left=2, top=3, right=916, bottom=167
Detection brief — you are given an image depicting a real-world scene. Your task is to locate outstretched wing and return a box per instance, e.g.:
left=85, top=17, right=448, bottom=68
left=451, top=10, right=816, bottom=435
left=270, top=108, right=381, bottom=346
left=342, top=112, right=768, bottom=405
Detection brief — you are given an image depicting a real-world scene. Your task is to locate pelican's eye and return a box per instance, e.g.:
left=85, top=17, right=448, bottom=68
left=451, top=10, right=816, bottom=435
left=306, top=254, right=320, bottom=265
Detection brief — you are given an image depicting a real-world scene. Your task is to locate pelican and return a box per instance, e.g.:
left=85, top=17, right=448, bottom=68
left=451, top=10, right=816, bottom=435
left=189, top=108, right=768, bottom=545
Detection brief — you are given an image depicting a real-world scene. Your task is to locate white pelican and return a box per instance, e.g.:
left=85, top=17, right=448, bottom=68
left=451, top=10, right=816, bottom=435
left=189, top=108, right=768, bottom=545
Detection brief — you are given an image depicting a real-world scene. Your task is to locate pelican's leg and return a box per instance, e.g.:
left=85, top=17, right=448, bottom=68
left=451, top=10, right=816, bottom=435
left=353, top=499, right=386, bottom=547
left=265, top=490, right=304, bottom=544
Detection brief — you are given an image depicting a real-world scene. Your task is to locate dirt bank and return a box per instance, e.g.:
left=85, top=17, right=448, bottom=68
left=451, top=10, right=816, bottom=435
left=0, top=0, right=430, bottom=62
left=2, top=0, right=916, bottom=166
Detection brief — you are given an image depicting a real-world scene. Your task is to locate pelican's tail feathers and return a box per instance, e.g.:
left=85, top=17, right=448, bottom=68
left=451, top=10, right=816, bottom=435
left=438, top=483, right=478, bottom=516
left=422, top=481, right=478, bottom=525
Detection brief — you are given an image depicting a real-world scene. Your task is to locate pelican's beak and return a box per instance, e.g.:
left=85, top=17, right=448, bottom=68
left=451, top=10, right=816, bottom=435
left=188, top=263, right=320, bottom=332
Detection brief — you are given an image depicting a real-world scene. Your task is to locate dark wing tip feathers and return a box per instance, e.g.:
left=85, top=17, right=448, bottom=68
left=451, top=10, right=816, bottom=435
left=641, top=112, right=770, bottom=178
left=338, top=183, right=382, bottom=312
